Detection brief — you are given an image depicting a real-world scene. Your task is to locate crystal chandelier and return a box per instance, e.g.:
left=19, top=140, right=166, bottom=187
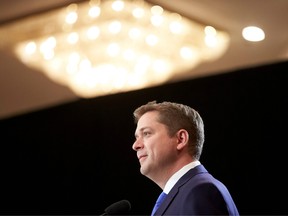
left=0, top=0, right=230, bottom=98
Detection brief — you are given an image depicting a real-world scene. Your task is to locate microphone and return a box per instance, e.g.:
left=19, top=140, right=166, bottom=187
left=100, top=199, right=131, bottom=215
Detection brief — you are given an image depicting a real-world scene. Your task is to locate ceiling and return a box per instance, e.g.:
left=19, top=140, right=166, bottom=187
left=0, top=0, right=288, bottom=120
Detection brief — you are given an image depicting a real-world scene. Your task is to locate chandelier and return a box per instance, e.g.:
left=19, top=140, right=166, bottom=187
left=0, top=0, right=230, bottom=98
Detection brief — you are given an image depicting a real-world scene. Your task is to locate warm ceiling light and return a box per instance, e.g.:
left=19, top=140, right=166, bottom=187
left=242, top=26, right=265, bottom=42
left=0, top=0, right=230, bottom=98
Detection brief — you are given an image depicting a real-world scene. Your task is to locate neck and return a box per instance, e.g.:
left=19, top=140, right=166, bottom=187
left=151, top=156, right=195, bottom=190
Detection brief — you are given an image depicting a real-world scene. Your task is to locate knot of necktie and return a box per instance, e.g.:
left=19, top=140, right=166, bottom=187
left=151, top=192, right=167, bottom=216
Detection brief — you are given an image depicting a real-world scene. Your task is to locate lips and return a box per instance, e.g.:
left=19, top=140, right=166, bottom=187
left=138, top=154, right=147, bottom=161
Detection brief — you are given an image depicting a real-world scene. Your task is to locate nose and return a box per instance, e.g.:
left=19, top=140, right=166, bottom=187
left=132, top=138, right=143, bottom=151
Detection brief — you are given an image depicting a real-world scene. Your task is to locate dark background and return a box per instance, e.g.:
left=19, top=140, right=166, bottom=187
left=0, top=60, right=287, bottom=215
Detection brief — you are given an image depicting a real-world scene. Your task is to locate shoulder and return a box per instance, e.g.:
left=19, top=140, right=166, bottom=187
left=181, top=165, right=228, bottom=192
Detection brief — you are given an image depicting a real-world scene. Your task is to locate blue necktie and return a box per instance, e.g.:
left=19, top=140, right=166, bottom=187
left=151, top=192, right=167, bottom=216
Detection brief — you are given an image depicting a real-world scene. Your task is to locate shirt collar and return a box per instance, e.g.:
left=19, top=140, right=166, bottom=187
left=163, top=160, right=201, bottom=194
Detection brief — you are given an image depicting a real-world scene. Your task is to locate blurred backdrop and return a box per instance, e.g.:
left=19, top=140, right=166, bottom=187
left=0, top=60, right=287, bottom=215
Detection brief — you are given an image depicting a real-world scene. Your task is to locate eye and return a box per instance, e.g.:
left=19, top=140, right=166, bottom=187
left=143, top=131, right=151, bottom=136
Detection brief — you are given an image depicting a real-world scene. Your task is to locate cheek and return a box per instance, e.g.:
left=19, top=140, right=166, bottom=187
left=144, top=137, right=157, bottom=150
left=144, top=131, right=176, bottom=155
left=155, top=137, right=176, bottom=156
left=163, top=137, right=179, bottom=155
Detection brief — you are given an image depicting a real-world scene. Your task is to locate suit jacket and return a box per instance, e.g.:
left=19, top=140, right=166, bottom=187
left=155, top=164, right=239, bottom=215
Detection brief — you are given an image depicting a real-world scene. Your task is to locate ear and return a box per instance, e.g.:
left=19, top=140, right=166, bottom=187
left=176, top=129, right=189, bottom=150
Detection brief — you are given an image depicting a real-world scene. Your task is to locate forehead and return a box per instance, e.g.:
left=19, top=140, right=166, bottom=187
left=135, top=111, right=168, bottom=136
left=137, top=111, right=159, bottom=125
left=135, top=111, right=162, bottom=131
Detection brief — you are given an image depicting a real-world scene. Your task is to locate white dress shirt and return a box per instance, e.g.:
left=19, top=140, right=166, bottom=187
left=163, top=160, right=201, bottom=194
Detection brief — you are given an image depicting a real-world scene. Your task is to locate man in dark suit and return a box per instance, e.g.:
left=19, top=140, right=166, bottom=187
left=132, top=101, right=239, bottom=215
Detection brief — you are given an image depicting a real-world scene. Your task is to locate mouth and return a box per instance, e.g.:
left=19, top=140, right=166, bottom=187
left=138, top=154, right=147, bottom=161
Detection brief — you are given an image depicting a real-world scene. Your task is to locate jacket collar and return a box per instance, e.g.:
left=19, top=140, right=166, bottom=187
left=155, top=164, right=208, bottom=215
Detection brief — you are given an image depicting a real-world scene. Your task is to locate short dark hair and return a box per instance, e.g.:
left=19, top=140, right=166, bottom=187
left=133, top=101, right=205, bottom=160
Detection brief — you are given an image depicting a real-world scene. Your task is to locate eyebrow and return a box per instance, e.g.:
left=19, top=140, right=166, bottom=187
left=134, top=126, right=150, bottom=138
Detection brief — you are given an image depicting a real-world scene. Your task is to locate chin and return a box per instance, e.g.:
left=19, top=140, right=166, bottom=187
left=140, top=166, right=148, bottom=176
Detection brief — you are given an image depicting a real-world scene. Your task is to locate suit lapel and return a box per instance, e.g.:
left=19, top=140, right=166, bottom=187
left=155, top=165, right=208, bottom=215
